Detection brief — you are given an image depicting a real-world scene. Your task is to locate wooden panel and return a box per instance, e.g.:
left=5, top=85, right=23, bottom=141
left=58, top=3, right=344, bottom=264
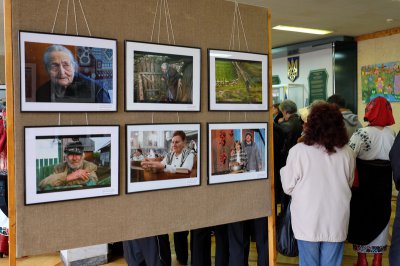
left=355, top=27, right=400, bottom=42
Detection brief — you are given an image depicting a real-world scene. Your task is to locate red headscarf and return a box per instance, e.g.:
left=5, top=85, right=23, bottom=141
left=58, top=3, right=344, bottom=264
left=364, top=96, right=395, bottom=127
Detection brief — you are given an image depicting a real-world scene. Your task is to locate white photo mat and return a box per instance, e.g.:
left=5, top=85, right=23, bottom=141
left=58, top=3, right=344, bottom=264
left=25, top=126, right=119, bottom=204
left=208, top=49, right=268, bottom=111
left=20, top=31, right=117, bottom=112
left=126, top=123, right=200, bottom=192
left=125, top=41, right=201, bottom=111
left=208, top=122, right=268, bottom=184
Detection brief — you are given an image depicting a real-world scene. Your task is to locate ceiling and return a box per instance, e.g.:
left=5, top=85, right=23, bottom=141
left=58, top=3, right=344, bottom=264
left=234, top=0, right=400, bottom=48
left=1, top=0, right=400, bottom=54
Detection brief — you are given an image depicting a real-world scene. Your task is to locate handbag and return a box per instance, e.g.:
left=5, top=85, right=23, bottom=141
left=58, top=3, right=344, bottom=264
left=276, top=199, right=298, bottom=257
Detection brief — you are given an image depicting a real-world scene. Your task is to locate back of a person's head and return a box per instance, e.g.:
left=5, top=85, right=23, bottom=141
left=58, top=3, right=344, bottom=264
left=326, top=94, right=346, bottom=108
left=279, top=100, right=297, bottom=114
left=303, top=103, right=348, bottom=153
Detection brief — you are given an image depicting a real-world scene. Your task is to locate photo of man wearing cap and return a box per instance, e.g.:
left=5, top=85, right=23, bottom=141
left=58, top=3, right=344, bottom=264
left=38, top=141, right=98, bottom=191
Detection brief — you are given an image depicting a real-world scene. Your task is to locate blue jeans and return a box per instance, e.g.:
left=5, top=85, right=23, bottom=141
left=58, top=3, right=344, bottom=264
left=297, top=240, right=344, bottom=266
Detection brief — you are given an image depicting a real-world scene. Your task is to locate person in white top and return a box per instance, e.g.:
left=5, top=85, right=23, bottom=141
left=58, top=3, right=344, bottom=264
left=141, top=130, right=194, bottom=174
left=280, top=102, right=355, bottom=266
left=347, top=96, right=396, bottom=266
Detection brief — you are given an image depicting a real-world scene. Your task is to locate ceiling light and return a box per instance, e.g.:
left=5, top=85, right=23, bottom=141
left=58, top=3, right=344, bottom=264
left=273, top=25, right=333, bottom=35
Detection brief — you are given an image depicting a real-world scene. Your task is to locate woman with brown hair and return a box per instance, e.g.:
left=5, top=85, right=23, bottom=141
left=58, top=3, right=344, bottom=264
left=280, top=103, right=355, bottom=266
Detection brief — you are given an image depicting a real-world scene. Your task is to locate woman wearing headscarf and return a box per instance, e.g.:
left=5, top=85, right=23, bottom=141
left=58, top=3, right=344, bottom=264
left=347, top=96, right=396, bottom=266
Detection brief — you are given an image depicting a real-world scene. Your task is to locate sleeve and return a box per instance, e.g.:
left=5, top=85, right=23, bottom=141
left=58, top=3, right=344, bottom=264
left=256, top=146, right=262, bottom=170
left=347, top=147, right=356, bottom=187
left=279, top=146, right=301, bottom=195
left=86, top=162, right=98, bottom=182
left=348, top=128, right=364, bottom=156
left=390, top=133, right=400, bottom=190
left=38, top=172, right=68, bottom=189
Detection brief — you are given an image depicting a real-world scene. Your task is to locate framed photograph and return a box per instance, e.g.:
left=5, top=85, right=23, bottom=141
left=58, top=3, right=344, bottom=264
left=125, top=41, right=201, bottom=111
left=208, top=122, right=268, bottom=184
left=19, top=31, right=117, bottom=112
left=208, top=49, right=268, bottom=111
left=126, top=123, right=200, bottom=193
left=24, top=125, right=119, bottom=205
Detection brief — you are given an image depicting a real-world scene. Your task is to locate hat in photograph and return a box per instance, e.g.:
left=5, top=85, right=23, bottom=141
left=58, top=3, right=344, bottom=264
left=64, top=141, right=84, bottom=155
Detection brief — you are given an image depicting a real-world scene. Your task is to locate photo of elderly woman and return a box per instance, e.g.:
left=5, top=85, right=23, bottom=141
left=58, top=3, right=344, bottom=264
left=20, top=31, right=117, bottom=111
left=208, top=123, right=267, bottom=184
left=126, top=124, right=200, bottom=193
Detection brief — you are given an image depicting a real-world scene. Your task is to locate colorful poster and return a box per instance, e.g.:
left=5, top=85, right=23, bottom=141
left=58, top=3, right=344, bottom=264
left=361, top=61, right=400, bottom=103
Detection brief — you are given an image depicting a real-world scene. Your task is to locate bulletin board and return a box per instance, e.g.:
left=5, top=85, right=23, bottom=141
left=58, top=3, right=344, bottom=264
left=6, top=0, right=272, bottom=259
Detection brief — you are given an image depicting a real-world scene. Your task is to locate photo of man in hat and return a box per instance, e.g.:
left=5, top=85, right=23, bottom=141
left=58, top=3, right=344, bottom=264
left=38, top=141, right=98, bottom=191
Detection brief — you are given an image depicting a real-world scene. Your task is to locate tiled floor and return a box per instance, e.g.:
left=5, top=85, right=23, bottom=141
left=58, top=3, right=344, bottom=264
left=0, top=197, right=395, bottom=266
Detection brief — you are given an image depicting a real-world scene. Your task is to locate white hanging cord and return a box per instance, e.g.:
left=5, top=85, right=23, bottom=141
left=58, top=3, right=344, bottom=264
left=152, top=112, right=154, bottom=124
left=150, top=0, right=176, bottom=44
left=58, top=113, right=61, bottom=126
left=157, top=0, right=162, bottom=43
left=228, top=112, right=231, bottom=122
left=244, top=112, right=247, bottom=122
left=73, top=0, right=79, bottom=35
left=236, top=4, right=240, bottom=50
left=237, top=7, right=249, bottom=52
left=163, top=0, right=170, bottom=44
left=51, top=0, right=62, bottom=33
left=65, top=0, right=70, bottom=34
left=176, top=112, right=180, bottom=123
left=150, top=0, right=161, bottom=42
left=229, top=3, right=237, bottom=50
left=229, top=1, right=249, bottom=52
left=78, top=0, right=92, bottom=36
left=165, top=0, right=176, bottom=44
left=85, top=113, right=89, bottom=125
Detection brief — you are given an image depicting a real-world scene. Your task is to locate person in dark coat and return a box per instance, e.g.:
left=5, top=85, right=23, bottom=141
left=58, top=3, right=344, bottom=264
left=389, top=132, right=400, bottom=265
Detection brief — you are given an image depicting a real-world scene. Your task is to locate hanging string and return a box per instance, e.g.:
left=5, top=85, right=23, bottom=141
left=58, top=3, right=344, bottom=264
left=228, top=112, right=231, bottom=122
left=229, top=1, right=249, bottom=52
left=85, top=113, right=89, bottom=125
left=58, top=113, right=61, bottom=126
left=157, top=0, right=162, bottom=43
left=51, top=0, right=62, bottom=33
left=237, top=7, right=249, bottom=52
left=244, top=112, right=247, bottom=122
left=236, top=3, right=240, bottom=50
left=165, top=0, right=176, bottom=44
left=150, top=0, right=160, bottom=42
left=78, top=0, right=92, bottom=36
left=152, top=112, right=154, bottom=124
left=150, top=0, right=176, bottom=45
left=65, top=0, right=70, bottom=34
left=163, top=0, right=170, bottom=44
left=73, top=0, right=78, bottom=35
left=229, top=3, right=237, bottom=50
left=176, top=112, right=180, bottom=123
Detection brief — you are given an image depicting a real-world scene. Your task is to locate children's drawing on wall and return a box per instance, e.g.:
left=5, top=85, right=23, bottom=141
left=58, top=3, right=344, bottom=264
left=361, top=61, right=400, bottom=103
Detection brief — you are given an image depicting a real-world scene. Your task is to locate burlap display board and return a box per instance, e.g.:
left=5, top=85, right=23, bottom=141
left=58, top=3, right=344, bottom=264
left=11, top=0, right=270, bottom=256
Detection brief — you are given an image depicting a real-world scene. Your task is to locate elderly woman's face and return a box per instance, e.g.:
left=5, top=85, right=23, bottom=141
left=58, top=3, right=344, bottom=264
left=48, top=51, right=75, bottom=88
left=171, top=135, right=185, bottom=154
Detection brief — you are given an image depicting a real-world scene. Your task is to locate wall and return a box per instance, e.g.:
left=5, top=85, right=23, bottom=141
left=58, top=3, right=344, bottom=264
left=272, top=47, right=334, bottom=107
left=10, top=0, right=271, bottom=256
left=357, top=33, right=400, bottom=132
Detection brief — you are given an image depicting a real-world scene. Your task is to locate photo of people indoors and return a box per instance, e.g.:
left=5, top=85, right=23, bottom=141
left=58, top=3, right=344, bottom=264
left=24, top=42, right=113, bottom=103
left=133, top=51, right=193, bottom=104
left=211, top=129, right=265, bottom=175
left=36, top=136, right=112, bottom=193
left=129, top=130, right=198, bottom=182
